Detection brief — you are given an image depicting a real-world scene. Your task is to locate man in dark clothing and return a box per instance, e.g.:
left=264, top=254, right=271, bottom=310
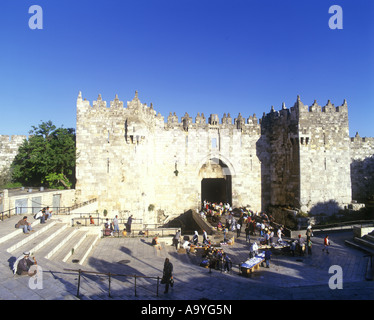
left=245, top=224, right=250, bottom=243
left=264, top=248, right=272, bottom=268
left=297, top=234, right=306, bottom=255
left=223, top=253, right=231, bottom=273
left=126, top=215, right=133, bottom=233
left=162, top=258, right=173, bottom=293
left=16, top=252, right=37, bottom=276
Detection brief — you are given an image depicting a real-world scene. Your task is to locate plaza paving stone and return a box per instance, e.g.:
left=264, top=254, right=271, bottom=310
left=0, top=215, right=373, bottom=301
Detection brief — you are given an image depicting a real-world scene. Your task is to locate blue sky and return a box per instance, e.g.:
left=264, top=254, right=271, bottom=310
left=1, top=0, right=373, bottom=137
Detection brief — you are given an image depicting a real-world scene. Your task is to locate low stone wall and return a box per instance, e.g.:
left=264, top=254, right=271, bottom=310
left=191, top=211, right=215, bottom=235
left=353, top=225, right=374, bottom=238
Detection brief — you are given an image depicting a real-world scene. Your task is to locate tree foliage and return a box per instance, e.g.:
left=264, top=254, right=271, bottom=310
left=11, top=121, right=76, bottom=189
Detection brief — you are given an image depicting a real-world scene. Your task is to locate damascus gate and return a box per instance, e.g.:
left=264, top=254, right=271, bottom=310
left=75, top=91, right=374, bottom=225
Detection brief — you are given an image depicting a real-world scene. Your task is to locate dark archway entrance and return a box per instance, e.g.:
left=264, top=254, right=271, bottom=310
left=201, top=176, right=232, bottom=205
left=199, top=158, right=233, bottom=206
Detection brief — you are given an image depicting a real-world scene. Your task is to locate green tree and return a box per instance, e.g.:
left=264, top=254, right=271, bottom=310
left=11, top=121, right=76, bottom=189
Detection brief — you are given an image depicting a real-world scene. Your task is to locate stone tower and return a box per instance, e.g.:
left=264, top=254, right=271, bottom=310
left=261, top=96, right=352, bottom=214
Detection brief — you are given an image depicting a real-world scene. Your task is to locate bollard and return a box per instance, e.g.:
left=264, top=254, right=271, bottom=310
left=134, top=275, right=137, bottom=297
left=76, top=269, right=81, bottom=298
left=108, top=273, right=112, bottom=298
left=157, top=276, right=159, bottom=297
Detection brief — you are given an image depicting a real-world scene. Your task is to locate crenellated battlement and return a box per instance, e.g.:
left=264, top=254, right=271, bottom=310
left=350, top=132, right=374, bottom=144
left=77, top=91, right=261, bottom=134
left=261, top=96, right=348, bottom=121
left=0, top=135, right=28, bottom=144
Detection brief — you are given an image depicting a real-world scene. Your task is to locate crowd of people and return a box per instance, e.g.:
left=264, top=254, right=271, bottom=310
left=103, top=215, right=134, bottom=236
left=195, top=201, right=323, bottom=271
left=200, top=200, right=283, bottom=246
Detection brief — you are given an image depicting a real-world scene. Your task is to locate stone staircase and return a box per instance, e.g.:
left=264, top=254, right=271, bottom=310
left=345, top=229, right=374, bottom=254
left=0, top=214, right=101, bottom=269
left=345, top=228, right=374, bottom=281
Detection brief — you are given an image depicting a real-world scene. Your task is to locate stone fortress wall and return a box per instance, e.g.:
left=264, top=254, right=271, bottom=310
left=350, top=133, right=374, bottom=202
left=75, top=91, right=374, bottom=224
left=0, top=135, right=28, bottom=181
left=75, top=91, right=263, bottom=224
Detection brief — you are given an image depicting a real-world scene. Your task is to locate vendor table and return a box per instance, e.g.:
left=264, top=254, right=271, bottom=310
left=240, top=252, right=265, bottom=276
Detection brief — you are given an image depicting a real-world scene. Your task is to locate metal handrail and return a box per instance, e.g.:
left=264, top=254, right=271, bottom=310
left=0, top=198, right=98, bottom=220
left=0, top=208, right=15, bottom=221
left=312, top=220, right=374, bottom=232
left=64, top=268, right=161, bottom=298
left=100, top=226, right=179, bottom=238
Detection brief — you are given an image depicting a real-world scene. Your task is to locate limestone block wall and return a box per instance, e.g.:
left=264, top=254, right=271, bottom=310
left=350, top=134, right=374, bottom=201
left=0, top=135, right=27, bottom=180
left=75, top=91, right=374, bottom=219
left=260, top=97, right=353, bottom=214
left=75, top=92, right=263, bottom=224
left=260, top=103, right=300, bottom=209
left=2, top=188, right=76, bottom=213
left=297, top=99, right=352, bottom=214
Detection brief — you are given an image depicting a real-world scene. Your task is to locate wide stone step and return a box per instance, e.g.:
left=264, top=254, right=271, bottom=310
left=44, top=228, right=79, bottom=259
left=354, top=237, right=374, bottom=250
left=0, top=214, right=41, bottom=242
left=10, top=223, right=67, bottom=257
left=345, top=240, right=374, bottom=254
left=363, top=234, right=374, bottom=243
left=6, top=220, right=58, bottom=253
left=52, top=230, right=89, bottom=262
left=0, top=220, right=42, bottom=245
left=65, top=234, right=100, bottom=266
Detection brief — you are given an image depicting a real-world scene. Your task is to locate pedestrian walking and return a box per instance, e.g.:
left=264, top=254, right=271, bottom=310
left=307, top=239, right=312, bottom=255
left=322, top=235, right=330, bottom=254
left=162, top=258, right=174, bottom=294
left=113, top=215, right=119, bottom=233
left=223, top=228, right=228, bottom=243
left=306, top=225, right=313, bottom=242
left=126, top=215, right=133, bottom=234
left=245, top=224, right=250, bottom=243
left=173, top=230, right=181, bottom=250
left=277, top=226, right=284, bottom=243
left=203, top=229, right=209, bottom=245
left=264, top=248, right=272, bottom=268
left=223, top=253, right=231, bottom=273
left=236, top=222, right=241, bottom=238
